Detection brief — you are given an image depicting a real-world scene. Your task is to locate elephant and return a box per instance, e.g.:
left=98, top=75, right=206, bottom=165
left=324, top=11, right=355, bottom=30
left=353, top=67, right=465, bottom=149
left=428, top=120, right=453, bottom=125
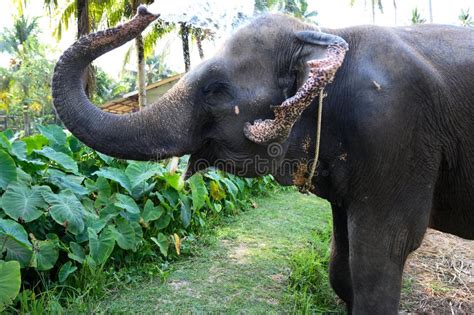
left=52, top=6, right=474, bottom=314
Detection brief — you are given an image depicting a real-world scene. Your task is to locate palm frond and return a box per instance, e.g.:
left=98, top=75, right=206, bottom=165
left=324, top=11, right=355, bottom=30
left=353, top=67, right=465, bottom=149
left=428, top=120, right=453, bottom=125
left=53, top=0, right=76, bottom=41
left=377, top=0, right=384, bottom=13
left=143, top=21, right=176, bottom=58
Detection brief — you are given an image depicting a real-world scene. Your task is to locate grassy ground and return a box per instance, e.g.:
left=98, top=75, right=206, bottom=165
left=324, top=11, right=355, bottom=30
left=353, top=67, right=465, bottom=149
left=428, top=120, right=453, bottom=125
left=62, top=189, right=473, bottom=314
left=88, top=189, right=340, bottom=313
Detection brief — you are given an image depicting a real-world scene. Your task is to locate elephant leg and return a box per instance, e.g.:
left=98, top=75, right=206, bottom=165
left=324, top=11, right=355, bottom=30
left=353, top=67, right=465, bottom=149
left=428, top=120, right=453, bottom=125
left=329, top=204, right=353, bottom=310
left=347, top=196, right=431, bottom=315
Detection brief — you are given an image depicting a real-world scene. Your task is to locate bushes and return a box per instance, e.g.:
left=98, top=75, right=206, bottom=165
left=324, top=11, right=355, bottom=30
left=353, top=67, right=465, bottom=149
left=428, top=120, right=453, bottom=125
left=0, top=125, right=275, bottom=311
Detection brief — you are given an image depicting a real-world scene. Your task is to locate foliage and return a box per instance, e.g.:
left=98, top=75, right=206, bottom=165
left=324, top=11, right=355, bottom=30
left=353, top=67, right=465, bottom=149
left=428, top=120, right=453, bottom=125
left=0, top=15, right=39, bottom=55
left=0, top=16, right=56, bottom=131
left=459, top=9, right=474, bottom=27
left=254, top=0, right=318, bottom=24
left=0, top=260, right=21, bottom=311
left=0, top=125, right=275, bottom=310
left=411, top=7, right=426, bottom=25
left=92, top=69, right=134, bottom=105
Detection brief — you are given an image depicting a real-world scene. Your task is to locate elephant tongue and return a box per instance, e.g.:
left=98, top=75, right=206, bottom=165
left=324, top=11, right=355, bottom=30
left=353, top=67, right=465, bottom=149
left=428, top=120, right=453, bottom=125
left=244, top=42, right=348, bottom=144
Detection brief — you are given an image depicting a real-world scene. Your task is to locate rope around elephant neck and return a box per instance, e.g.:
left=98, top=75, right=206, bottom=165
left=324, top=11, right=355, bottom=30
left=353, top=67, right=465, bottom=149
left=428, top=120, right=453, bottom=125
left=301, top=89, right=325, bottom=193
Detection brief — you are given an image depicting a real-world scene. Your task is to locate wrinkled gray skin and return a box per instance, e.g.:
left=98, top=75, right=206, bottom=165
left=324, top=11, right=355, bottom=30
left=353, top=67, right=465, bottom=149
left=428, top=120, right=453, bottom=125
left=52, top=7, right=474, bottom=314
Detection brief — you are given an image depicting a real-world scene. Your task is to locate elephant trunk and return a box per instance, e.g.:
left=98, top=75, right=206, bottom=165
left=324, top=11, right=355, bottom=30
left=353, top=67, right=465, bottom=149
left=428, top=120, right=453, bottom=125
left=52, top=6, right=195, bottom=161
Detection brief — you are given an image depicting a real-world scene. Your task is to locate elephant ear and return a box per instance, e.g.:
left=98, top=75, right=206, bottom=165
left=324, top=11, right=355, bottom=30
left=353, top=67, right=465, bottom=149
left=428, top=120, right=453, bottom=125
left=244, top=31, right=349, bottom=144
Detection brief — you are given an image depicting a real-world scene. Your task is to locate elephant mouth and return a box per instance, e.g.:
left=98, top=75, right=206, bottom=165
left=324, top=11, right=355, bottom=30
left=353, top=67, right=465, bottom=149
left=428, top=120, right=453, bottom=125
left=183, top=146, right=255, bottom=180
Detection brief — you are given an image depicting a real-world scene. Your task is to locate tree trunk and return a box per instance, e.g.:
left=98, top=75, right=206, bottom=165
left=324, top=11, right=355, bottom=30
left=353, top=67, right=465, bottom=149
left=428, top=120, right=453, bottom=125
left=136, top=35, right=147, bottom=109
left=393, top=0, right=397, bottom=25
left=180, top=23, right=191, bottom=72
left=428, top=0, right=433, bottom=23
left=132, top=0, right=147, bottom=109
left=195, top=29, right=205, bottom=60
left=77, top=0, right=94, bottom=98
left=23, top=104, right=30, bottom=136
left=371, top=0, right=376, bottom=24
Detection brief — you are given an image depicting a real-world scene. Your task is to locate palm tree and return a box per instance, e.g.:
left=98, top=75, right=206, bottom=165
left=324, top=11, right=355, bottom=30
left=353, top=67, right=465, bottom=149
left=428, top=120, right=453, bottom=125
left=459, top=9, right=474, bottom=27
left=282, top=0, right=318, bottom=24
left=428, top=0, right=433, bottom=23
left=179, top=23, right=191, bottom=73
left=393, top=0, right=398, bottom=25
left=254, top=0, right=282, bottom=14
left=42, top=0, right=113, bottom=97
left=0, top=15, right=41, bottom=135
left=254, top=0, right=318, bottom=24
left=350, top=0, right=386, bottom=24
left=43, top=0, right=157, bottom=107
left=0, top=15, right=39, bottom=55
left=129, top=0, right=154, bottom=108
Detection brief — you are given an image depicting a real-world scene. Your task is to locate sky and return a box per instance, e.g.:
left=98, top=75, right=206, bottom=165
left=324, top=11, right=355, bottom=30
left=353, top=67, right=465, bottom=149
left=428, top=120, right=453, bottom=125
left=0, top=0, right=472, bottom=78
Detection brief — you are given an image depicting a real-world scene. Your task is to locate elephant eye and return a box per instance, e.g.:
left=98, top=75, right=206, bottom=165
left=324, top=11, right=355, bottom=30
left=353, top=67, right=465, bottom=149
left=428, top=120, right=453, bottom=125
left=203, top=82, right=231, bottom=104
left=281, top=72, right=298, bottom=99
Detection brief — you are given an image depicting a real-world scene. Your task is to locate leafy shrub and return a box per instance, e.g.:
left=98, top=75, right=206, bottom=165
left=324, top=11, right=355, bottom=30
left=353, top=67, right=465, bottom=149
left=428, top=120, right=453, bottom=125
left=0, top=125, right=275, bottom=310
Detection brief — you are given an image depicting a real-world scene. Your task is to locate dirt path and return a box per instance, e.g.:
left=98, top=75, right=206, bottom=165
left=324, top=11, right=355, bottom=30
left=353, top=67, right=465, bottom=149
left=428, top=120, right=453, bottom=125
left=97, top=190, right=332, bottom=313
left=94, top=190, right=473, bottom=314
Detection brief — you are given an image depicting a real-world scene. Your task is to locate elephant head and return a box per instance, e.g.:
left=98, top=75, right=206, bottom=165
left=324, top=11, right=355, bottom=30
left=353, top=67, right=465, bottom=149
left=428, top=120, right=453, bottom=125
left=52, top=6, right=348, bottom=180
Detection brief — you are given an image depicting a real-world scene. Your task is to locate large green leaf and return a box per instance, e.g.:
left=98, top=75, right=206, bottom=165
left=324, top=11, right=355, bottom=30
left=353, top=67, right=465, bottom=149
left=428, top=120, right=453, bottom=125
left=41, top=190, right=85, bottom=235
left=111, top=219, right=136, bottom=250
left=86, top=177, right=112, bottom=207
left=22, top=134, right=48, bottom=155
left=96, top=152, right=114, bottom=165
left=222, top=178, right=238, bottom=200
left=154, top=214, right=171, bottom=230
left=16, top=168, right=32, bottom=185
left=0, top=133, right=12, bottom=152
left=32, top=240, right=59, bottom=271
left=37, top=125, right=67, bottom=147
left=45, top=169, right=87, bottom=196
left=150, top=233, right=169, bottom=257
left=180, top=196, right=192, bottom=228
left=35, top=147, right=78, bottom=174
left=209, top=180, right=226, bottom=201
left=188, top=173, right=208, bottom=211
left=58, top=261, right=77, bottom=283
left=114, top=193, right=140, bottom=214
left=1, top=183, right=46, bottom=222
left=0, top=219, right=32, bottom=267
left=142, top=199, right=164, bottom=223
left=83, top=211, right=107, bottom=234
left=11, top=141, right=27, bottom=161
left=0, top=260, right=21, bottom=311
left=163, top=173, right=184, bottom=191
left=0, top=150, right=17, bottom=189
left=88, top=227, right=115, bottom=266
left=131, top=181, right=156, bottom=199
left=93, top=167, right=132, bottom=194
left=68, top=242, right=85, bottom=264
left=125, top=161, right=163, bottom=189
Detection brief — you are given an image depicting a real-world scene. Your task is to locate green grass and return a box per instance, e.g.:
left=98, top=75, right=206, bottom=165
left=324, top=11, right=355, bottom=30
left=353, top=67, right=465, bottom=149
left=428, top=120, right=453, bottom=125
left=16, top=189, right=340, bottom=313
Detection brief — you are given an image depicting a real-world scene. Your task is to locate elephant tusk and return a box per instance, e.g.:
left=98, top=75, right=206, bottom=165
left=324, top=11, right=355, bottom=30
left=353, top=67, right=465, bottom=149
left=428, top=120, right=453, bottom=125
left=244, top=41, right=348, bottom=144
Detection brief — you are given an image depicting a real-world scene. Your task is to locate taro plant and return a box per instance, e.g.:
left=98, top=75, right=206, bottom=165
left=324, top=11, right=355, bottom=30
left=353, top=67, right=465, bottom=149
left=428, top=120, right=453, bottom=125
left=0, top=125, right=275, bottom=309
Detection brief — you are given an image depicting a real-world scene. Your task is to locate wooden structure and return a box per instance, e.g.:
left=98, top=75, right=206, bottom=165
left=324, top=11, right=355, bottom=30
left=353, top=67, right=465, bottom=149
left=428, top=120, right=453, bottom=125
left=100, top=74, right=183, bottom=114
